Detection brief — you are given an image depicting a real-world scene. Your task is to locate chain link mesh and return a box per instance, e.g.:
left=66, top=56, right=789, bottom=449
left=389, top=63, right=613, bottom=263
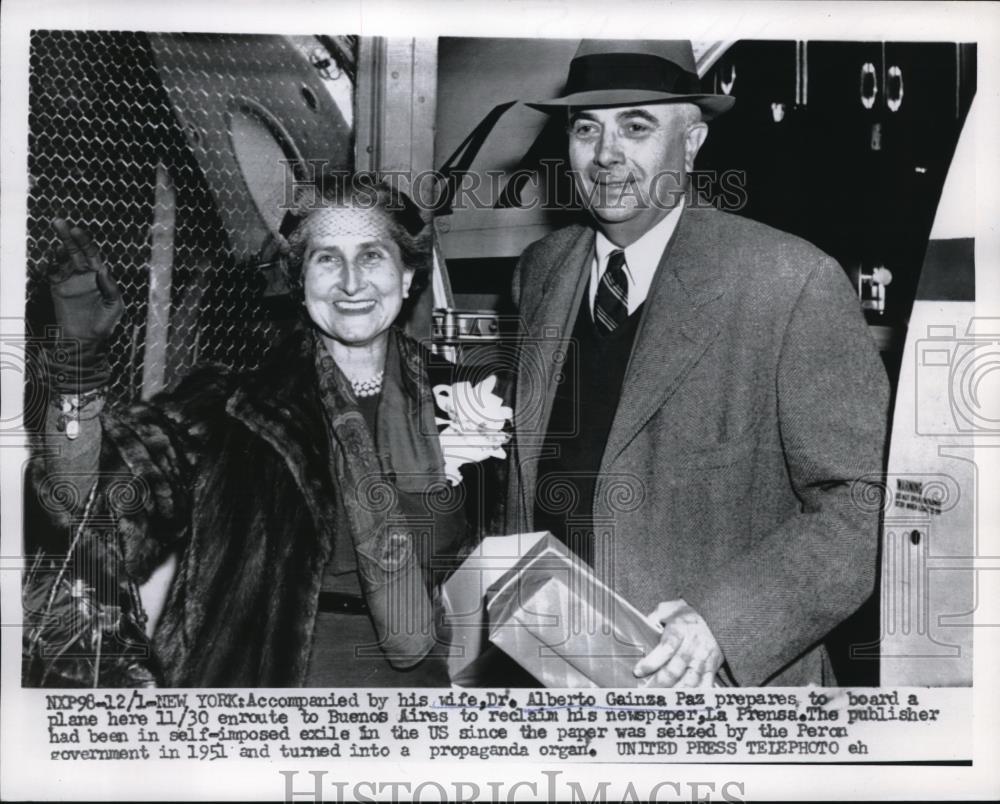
left=26, top=31, right=355, bottom=407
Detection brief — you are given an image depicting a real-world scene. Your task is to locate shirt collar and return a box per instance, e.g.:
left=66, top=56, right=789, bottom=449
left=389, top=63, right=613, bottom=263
left=592, top=199, right=685, bottom=315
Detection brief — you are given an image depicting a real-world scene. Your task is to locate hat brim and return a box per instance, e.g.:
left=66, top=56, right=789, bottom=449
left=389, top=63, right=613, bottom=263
left=526, top=89, right=735, bottom=120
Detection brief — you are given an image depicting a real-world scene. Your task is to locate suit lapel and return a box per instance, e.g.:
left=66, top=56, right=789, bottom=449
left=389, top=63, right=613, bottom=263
left=514, top=227, right=594, bottom=520
left=600, top=205, right=731, bottom=471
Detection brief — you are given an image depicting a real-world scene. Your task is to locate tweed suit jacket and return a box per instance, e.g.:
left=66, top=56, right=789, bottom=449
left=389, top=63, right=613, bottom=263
left=506, top=204, right=890, bottom=686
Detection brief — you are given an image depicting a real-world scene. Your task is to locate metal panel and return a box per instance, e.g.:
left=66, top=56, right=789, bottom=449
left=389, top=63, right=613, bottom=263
left=26, top=31, right=356, bottom=404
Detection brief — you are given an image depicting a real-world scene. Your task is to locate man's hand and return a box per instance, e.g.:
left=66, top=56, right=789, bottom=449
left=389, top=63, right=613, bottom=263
left=633, top=600, right=723, bottom=687
left=47, top=218, right=123, bottom=343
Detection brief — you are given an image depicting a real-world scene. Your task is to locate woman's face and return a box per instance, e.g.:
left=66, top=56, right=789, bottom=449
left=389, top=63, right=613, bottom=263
left=301, top=206, right=415, bottom=348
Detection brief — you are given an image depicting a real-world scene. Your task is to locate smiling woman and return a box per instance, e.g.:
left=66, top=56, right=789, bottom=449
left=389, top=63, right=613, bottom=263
left=303, top=222, right=412, bottom=347
left=285, top=182, right=423, bottom=394
left=23, top=176, right=506, bottom=688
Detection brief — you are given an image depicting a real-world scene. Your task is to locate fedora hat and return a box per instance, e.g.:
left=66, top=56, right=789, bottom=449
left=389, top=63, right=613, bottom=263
left=528, top=39, right=734, bottom=120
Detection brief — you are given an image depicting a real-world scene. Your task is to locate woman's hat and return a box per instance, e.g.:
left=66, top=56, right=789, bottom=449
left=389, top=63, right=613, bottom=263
left=528, top=39, right=734, bottom=120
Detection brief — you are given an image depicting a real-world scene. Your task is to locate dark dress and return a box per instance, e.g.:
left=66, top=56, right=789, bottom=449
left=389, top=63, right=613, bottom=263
left=305, top=363, right=468, bottom=687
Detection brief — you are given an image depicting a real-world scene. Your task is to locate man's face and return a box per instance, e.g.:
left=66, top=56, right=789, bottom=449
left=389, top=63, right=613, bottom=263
left=567, top=103, right=707, bottom=244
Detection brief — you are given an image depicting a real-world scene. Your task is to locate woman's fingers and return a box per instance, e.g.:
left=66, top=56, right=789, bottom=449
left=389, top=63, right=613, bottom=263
left=47, top=220, right=76, bottom=281
left=72, top=225, right=106, bottom=273
left=68, top=225, right=108, bottom=280
left=42, top=243, right=72, bottom=282
left=51, top=219, right=106, bottom=276
left=48, top=218, right=123, bottom=337
left=54, top=219, right=90, bottom=274
left=51, top=217, right=74, bottom=249
left=94, top=265, right=123, bottom=309
left=50, top=218, right=121, bottom=305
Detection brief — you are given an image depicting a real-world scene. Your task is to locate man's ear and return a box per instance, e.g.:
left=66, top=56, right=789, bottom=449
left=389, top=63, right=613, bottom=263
left=684, top=122, right=709, bottom=172
left=402, top=267, right=415, bottom=298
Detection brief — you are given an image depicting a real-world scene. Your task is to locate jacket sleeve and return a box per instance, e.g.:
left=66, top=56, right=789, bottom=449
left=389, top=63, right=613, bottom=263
left=691, top=258, right=890, bottom=685
left=30, top=367, right=236, bottom=584
left=509, top=234, right=550, bottom=314
left=510, top=246, right=526, bottom=310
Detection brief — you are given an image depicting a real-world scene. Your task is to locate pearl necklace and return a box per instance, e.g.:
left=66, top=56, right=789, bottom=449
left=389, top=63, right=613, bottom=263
left=350, top=370, right=384, bottom=398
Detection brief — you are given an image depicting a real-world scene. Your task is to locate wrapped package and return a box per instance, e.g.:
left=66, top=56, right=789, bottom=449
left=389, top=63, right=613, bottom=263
left=484, top=534, right=661, bottom=687
left=442, top=532, right=663, bottom=687
left=440, top=532, right=548, bottom=686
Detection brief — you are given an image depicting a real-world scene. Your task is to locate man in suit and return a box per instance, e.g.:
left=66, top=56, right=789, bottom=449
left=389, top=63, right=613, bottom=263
left=506, top=40, right=890, bottom=686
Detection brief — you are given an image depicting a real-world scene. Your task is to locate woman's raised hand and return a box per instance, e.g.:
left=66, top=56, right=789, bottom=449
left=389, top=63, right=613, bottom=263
left=43, top=219, right=124, bottom=394
left=47, top=219, right=124, bottom=343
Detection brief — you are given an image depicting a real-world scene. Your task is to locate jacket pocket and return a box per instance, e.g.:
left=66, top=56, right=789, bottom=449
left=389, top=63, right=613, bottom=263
left=665, top=424, right=760, bottom=470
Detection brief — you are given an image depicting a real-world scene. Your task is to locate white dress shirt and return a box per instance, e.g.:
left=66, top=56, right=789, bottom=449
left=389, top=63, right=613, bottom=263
left=589, top=199, right=685, bottom=318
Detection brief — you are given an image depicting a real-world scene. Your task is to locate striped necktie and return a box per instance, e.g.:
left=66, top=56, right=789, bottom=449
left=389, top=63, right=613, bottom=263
left=593, top=249, right=629, bottom=335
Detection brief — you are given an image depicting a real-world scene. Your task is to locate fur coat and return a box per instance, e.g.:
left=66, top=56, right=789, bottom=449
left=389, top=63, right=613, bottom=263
left=27, top=327, right=480, bottom=687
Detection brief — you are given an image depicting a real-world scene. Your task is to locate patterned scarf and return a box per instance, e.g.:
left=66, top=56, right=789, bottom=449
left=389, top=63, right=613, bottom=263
left=312, top=329, right=442, bottom=668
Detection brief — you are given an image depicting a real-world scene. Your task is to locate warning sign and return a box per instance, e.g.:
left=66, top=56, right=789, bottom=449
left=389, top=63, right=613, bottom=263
left=894, top=479, right=943, bottom=515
